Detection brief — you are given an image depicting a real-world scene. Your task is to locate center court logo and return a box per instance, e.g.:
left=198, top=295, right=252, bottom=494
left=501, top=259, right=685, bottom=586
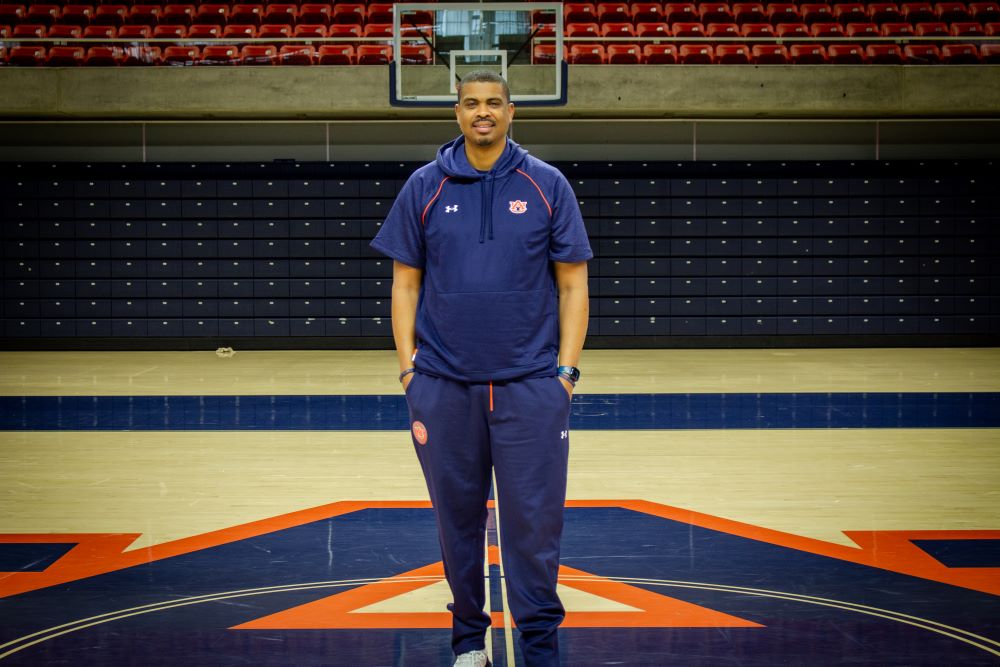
left=412, top=420, right=428, bottom=445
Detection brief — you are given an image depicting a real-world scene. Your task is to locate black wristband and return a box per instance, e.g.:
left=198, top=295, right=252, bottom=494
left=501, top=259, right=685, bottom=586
left=399, top=368, right=416, bottom=383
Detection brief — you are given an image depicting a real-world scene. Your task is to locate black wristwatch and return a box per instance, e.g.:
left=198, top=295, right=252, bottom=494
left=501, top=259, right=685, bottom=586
left=557, top=365, right=580, bottom=385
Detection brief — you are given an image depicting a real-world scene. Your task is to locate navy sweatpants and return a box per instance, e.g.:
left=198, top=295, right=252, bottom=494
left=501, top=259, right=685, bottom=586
left=405, top=372, right=572, bottom=667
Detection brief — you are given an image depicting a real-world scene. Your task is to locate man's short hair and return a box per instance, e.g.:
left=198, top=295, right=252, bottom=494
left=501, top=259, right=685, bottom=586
left=456, top=70, right=511, bottom=104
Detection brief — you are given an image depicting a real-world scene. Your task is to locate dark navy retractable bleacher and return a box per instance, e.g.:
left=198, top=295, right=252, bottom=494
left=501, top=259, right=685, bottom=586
left=1, top=160, right=997, bottom=348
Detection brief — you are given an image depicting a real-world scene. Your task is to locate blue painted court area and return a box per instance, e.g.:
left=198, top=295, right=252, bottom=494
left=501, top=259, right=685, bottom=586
left=1, top=392, right=999, bottom=431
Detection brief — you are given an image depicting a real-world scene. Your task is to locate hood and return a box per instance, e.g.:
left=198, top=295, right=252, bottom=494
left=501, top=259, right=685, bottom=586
left=435, top=135, right=528, bottom=180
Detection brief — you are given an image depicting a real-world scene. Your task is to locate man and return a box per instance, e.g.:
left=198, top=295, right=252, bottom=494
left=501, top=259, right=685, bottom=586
left=370, top=70, right=591, bottom=667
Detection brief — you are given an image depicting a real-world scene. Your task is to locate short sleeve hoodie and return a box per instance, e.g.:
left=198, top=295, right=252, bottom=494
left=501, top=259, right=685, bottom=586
left=370, top=136, right=593, bottom=383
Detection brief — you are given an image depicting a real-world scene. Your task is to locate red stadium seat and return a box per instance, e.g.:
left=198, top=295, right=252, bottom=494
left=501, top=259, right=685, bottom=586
left=223, top=24, right=257, bottom=39
left=152, top=24, right=186, bottom=39
left=833, top=3, right=868, bottom=24
left=970, top=2, right=1000, bottom=20
left=602, top=22, right=636, bottom=38
left=868, top=2, right=904, bottom=22
left=0, top=4, right=26, bottom=26
left=564, top=2, right=597, bottom=23
left=643, top=43, right=679, bottom=62
left=162, top=45, right=200, bottom=65
left=707, top=22, right=740, bottom=39
left=7, top=45, right=46, bottom=65
left=83, top=25, right=117, bottom=41
left=700, top=2, right=735, bottom=23
left=607, top=43, right=641, bottom=63
left=278, top=43, right=316, bottom=65
left=597, top=2, right=629, bottom=23
left=775, top=22, right=809, bottom=37
left=126, top=4, right=159, bottom=26
left=741, top=22, right=775, bottom=36
left=400, top=8, right=433, bottom=26
left=263, top=4, right=296, bottom=25
left=732, top=2, right=766, bottom=24
left=566, top=22, right=601, bottom=38
left=46, top=45, right=84, bottom=66
left=118, top=25, right=151, bottom=39
left=367, top=3, right=394, bottom=25
left=950, top=21, right=984, bottom=35
left=121, top=45, right=160, bottom=66
left=532, top=22, right=556, bottom=38
left=881, top=22, right=916, bottom=35
left=828, top=43, right=866, bottom=63
left=569, top=43, right=606, bottom=63
left=332, top=3, right=364, bottom=25
left=631, top=2, right=664, bottom=23
left=363, top=23, right=393, bottom=38
left=278, top=44, right=316, bottom=67
left=160, top=4, right=195, bottom=26
left=800, top=3, right=833, bottom=24
left=636, top=22, right=671, bottom=37
left=12, top=23, right=45, bottom=38
left=187, top=24, right=221, bottom=38
left=934, top=1, right=971, bottom=21
left=230, top=4, right=263, bottom=26
left=980, top=42, right=1000, bottom=61
left=915, top=21, right=949, bottom=35
left=258, top=23, right=291, bottom=39
left=752, top=43, right=789, bottom=62
left=866, top=43, right=904, bottom=62
left=664, top=3, right=698, bottom=22
left=901, top=2, right=936, bottom=22
left=25, top=3, right=58, bottom=26
left=715, top=43, right=751, bottom=62
left=940, top=42, right=980, bottom=62
left=92, top=4, right=126, bottom=27
left=789, top=43, right=828, bottom=62
left=766, top=3, right=801, bottom=24
left=294, top=24, right=327, bottom=39
left=400, top=23, right=433, bottom=40
left=57, top=5, right=93, bottom=27
left=48, top=24, right=83, bottom=39
left=672, top=21, right=706, bottom=37
left=532, top=43, right=563, bottom=64
left=193, top=4, right=229, bottom=26
left=903, top=43, right=941, bottom=62
left=356, top=44, right=391, bottom=64
left=400, top=44, right=431, bottom=64
left=986, top=21, right=1000, bottom=33
left=297, top=3, right=330, bottom=26
left=317, top=44, right=353, bottom=64
left=846, top=22, right=879, bottom=36
left=201, top=44, right=239, bottom=65
left=327, top=24, right=361, bottom=39
left=241, top=43, right=276, bottom=65
left=679, top=43, right=714, bottom=62
left=811, top=21, right=846, bottom=37
left=84, top=45, right=122, bottom=65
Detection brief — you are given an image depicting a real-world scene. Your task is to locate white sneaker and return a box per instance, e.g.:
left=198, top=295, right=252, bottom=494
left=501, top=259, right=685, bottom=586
left=453, top=649, right=490, bottom=667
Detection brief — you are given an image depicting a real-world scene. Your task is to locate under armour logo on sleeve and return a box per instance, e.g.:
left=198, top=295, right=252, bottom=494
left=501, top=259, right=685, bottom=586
left=445, top=204, right=459, bottom=213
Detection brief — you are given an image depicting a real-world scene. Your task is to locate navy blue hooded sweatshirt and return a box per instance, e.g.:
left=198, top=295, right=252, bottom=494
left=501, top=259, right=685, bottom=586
left=370, top=136, right=593, bottom=383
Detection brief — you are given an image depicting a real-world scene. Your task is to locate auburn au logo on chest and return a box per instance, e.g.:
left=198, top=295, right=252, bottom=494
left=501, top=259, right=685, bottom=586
left=509, top=200, right=528, bottom=214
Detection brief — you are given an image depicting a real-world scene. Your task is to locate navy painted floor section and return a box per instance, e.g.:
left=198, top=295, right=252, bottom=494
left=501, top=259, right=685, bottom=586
left=1, top=505, right=997, bottom=665
left=2, top=392, right=999, bottom=431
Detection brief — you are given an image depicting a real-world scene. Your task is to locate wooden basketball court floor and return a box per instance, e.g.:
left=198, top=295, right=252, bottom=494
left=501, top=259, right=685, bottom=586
left=0, top=348, right=998, bottom=665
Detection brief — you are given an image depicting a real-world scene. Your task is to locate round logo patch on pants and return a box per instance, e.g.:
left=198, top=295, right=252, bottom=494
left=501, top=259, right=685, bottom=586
left=412, top=420, right=428, bottom=445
